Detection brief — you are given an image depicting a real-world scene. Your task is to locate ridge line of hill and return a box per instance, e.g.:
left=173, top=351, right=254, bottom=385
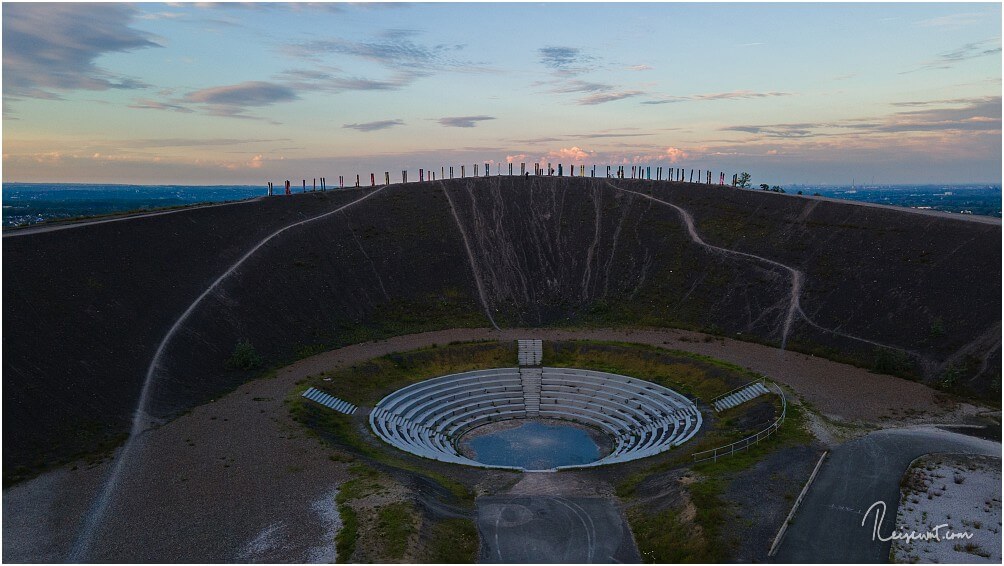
left=4, top=178, right=999, bottom=239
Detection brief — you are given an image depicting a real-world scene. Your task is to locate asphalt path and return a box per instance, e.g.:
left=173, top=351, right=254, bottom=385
left=477, top=495, right=640, bottom=563
left=773, top=426, right=1001, bottom=563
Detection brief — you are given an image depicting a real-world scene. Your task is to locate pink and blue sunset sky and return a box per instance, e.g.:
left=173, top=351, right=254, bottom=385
left=2, top=2, right=1001, bottom=185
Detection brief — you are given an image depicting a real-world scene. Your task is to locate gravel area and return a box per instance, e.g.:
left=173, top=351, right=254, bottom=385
left=892, top=454, right=1002, bottom=563
left=724, top=443, right=823, bottom=561
left=2, top=327, right=988, bottom=562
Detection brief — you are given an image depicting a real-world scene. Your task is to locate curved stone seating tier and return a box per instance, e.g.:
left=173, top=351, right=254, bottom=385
left=368, top=367, right=703, bottom=470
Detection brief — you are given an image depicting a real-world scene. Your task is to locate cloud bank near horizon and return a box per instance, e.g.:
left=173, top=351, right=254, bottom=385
left=2, top=2, right=1001, bottom=185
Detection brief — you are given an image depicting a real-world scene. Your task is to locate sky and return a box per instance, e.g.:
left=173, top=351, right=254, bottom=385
left=2, top=2, right=1002, bottom=185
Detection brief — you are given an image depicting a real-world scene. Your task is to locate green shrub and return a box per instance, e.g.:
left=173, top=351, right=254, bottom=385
left=940, top=365, right=962, bottom=390
left=225, top=339, right=262, bottom=370
left=871, top=347, right=911, bottom=376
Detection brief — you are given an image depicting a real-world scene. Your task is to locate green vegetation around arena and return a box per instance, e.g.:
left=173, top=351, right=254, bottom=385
left=287, top=338, right=816, bottom=563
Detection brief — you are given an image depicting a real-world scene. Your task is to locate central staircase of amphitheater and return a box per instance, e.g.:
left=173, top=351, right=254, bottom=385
left=517, top=339, right=543, bottom=365
left=518, top=339, right=543, bottom=416
left=520, top=368, right=542, bottom=416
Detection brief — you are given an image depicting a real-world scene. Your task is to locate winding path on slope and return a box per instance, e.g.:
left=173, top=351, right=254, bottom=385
left=67, top=185, right=390, bottom=561
left=606, top=182, right=917, bottom=356
left=773, top=426, right=1000, bottom=563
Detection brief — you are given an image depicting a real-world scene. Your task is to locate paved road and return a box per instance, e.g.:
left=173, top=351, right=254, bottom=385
left=477, top=495, right=640, bottom=563
left=773, top=426, right=1001, bottom=563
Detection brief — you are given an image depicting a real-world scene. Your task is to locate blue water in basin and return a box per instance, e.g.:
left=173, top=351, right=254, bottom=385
left=463, top=420, right=603, bottom=469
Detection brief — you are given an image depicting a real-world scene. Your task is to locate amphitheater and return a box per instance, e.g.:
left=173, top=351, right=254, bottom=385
left=349, top=340, right=704, bottom=471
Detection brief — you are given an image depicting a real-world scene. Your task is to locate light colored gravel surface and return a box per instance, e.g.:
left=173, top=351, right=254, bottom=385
left=892, top=454, right=1002, bottom=563
left=2, top=327, right=989, bottom=562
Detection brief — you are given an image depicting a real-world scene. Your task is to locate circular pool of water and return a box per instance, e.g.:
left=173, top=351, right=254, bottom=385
left=458, top=419, right=612, bottom=470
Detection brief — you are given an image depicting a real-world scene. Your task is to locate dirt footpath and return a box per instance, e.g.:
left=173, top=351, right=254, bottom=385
left=2, top=327, right=988, bottom=562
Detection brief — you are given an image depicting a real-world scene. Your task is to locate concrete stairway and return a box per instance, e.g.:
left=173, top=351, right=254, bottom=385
left=520, top=367, right=542, bottom=416
left=302, top=387, right=357, bottom=415
left=517, top=339, right=543, bottom=366
left=712, top=381, right=771, bottom=412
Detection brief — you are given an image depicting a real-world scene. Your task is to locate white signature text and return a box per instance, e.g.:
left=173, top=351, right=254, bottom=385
left=862, top=501, right=974, bottom=543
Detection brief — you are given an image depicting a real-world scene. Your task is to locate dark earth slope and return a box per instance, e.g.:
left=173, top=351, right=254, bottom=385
left=638, top=179, right=1000, bottom=385
left=443, top=177, right=793, bottom=334
left=3, top=176, right=999, bottom=483
left=149, top=182, right=486, bottom=419
left=2, top=189, right=394, bottom=482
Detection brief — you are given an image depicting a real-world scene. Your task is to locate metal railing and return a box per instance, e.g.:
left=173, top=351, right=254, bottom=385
left=692, top=381, right=786, bottom=463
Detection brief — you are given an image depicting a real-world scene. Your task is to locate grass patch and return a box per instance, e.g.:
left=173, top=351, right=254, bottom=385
left=335, top=488, right=360, bottom=562
left=544, top=340, right=759, bottom=401
left=423, top=518, right=479, bottom=562
left=690, top=402, right=811, bottom=475
left=335, top=504, right=359, bottom=562
left=376, top=502, right=417, bottom=559
left=631, top=505, right=717, bottom=563
left=289, top=341, right=515, bottom=500
left=304, top=341, right=515, bottom=406
left=334, top=464, right=397, bottom=563
left=626, top=395, right=813, bottom=563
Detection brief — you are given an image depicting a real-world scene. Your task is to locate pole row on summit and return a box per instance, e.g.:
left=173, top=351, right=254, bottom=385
left=265, top=163, right=743, bottom=196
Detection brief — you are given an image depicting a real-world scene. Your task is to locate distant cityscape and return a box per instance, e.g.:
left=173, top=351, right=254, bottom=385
left=787, top=184, right=1002, bottom=218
